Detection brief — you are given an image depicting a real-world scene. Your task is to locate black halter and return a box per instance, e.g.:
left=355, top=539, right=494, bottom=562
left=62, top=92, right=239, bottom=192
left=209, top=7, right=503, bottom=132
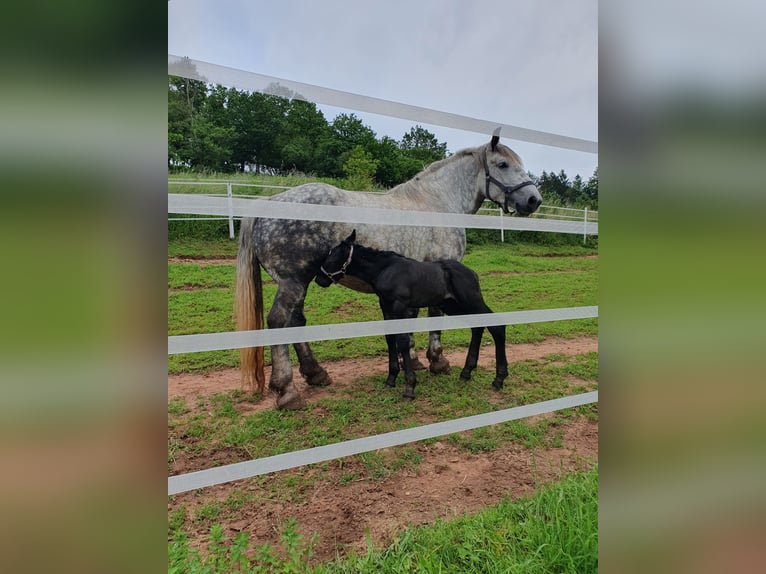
left=320, top=244, right=354, bottom=284
left=482, top=151, right=535, bottom=215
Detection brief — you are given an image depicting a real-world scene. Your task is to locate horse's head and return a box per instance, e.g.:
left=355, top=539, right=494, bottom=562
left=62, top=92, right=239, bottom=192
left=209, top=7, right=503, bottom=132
left=481, top=134, right=542, bottom=216
left=315, top=230, right=356, bottom=288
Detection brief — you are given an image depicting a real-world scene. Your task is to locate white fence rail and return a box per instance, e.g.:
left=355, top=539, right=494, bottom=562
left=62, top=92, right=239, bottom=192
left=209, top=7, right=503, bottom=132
left=167, top=193, right=599, bottom=495
left=169, top=391, right=597, bottom=495
left=168, top=185, right=599, bottom=241
left=167, top=56, right=598, bottom=496
left=169, top=55, right=598, bottom=154
left=169, top=306, right=598, bottom=355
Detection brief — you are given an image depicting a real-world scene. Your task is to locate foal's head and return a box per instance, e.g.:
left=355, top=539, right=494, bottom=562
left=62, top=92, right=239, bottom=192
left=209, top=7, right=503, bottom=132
left=315, top=230, right=357, bottom=288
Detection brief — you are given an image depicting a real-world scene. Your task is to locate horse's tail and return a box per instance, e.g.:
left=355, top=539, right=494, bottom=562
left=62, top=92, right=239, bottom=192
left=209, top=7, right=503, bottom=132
left=235, top=218, right=266, bottom=395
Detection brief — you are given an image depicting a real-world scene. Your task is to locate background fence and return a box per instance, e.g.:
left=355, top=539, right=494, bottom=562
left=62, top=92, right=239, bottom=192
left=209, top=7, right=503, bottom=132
left=169, top=180, right=598, bottom=242
left=167, top=56, right=598, bottom=496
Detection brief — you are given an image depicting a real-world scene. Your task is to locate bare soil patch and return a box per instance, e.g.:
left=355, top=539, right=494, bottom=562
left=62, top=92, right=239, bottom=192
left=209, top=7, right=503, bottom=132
left=168, top=335, right=597, bottom=411
left=168, top=335, right=598, bottom=563
left=169, top=256, right=236, bottom=265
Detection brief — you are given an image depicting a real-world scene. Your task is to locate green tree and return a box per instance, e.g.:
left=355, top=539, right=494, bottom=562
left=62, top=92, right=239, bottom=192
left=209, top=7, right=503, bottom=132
left=168, top=73, right=208, bottom=168
left=315, top=114, right=377, bottom=177
left=227, top=89, right=288, bottom=172
left=370, top=136, right=417, bottom=187
left=571, top=174, right=585, bottom=204
left=399, top=125, right=448, bottom=168
left=537, top=169, right=573, bottom=205
left=583, top=167, right=598, bottom=209
left=342, top=145, right=379, bottom=190
left=279, top=99, right=330, bottom=173
left=186, top=115, right=235, bottom=171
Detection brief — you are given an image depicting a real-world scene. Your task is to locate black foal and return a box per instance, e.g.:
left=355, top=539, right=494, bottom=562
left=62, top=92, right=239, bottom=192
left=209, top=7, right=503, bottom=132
left=315, top=230, right=508, bottom=399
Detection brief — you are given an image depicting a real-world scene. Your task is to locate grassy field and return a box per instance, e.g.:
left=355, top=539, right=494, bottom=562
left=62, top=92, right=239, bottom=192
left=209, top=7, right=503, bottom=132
left=168, top=233, right=598, bottom=571
left=169, top=465, right=598, bottom=574
left=168, top=238, right=597, bottom=373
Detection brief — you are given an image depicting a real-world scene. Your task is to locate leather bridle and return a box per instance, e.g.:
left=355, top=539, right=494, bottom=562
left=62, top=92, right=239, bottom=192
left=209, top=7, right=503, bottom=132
left=320, top=244, right=354, bottom=284
left=482, top=151, right=535, bottom=215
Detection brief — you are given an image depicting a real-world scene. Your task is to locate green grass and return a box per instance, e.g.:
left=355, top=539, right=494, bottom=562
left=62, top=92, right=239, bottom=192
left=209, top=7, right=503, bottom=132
left=167, top=242, right=597, bottom=373
left=167, top=236, right=599, bottom=572
left=168, top=263, right=235, bottom=290
left=169, top=170, right=344, bottom=192
left=168, top=352, right=598, bottom=476
left=168, top=237, right=238, bottom=258
left=168, top=464, right=598, bottom=573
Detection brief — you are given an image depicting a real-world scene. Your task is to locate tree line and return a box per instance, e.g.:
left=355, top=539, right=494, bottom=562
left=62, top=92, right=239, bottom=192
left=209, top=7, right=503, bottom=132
left=168, top=64, right=597, bottom=208
left=168, top=74, right=447, bottom=189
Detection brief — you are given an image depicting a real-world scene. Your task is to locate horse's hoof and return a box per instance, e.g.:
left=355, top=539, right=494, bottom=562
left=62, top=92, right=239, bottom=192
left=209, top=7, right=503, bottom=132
left=429, top=355, right=451, bottom=375
left=459, top=368, right=472, bottom=381
left=384, top=377, right=397, bottom=388
left=306, top=369, right=332, bottom=387
left=492, top=380, right=504, bottom=391
left=276, top=390, right=305, bottom=410
left=402, top=384, right=416, bottom=399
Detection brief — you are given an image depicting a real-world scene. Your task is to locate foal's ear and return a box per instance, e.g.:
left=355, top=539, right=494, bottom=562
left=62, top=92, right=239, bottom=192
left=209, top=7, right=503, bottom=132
left=490, top=126, right=501, bottom=150
left=345, top=229, right=356, bottom=244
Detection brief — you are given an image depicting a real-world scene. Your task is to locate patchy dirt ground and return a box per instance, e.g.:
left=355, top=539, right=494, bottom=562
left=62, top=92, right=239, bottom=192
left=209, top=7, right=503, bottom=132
left=168, top=335, right=598, bottom=562
left=169, top=336, right=598, bottom=411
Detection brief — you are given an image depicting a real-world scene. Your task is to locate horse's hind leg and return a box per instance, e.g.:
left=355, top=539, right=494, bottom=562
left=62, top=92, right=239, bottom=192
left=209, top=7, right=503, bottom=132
left=457, top=284, right=508, bottom=390
left=425, top=306, right=451, bottom=374
left=290, top=304, right=332, bottom=387
left=267, top=283, right=311, bottom=410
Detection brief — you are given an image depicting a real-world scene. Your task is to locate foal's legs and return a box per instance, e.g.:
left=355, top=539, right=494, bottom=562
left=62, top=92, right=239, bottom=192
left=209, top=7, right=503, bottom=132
left=460, top=327, right=485, bottom=381
left=405, top=308, right=426, bottom=371
left=487, top=324, right=508, bottom=390
left=383, top=302, right=417, bottom=399
left=446, top=288, right=508, bottom=390
left=384, top=334, right=400, bottom=387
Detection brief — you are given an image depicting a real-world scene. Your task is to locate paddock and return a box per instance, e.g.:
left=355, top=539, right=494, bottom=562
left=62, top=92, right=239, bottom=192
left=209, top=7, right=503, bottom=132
left=168, top=56, right=598, bottom=568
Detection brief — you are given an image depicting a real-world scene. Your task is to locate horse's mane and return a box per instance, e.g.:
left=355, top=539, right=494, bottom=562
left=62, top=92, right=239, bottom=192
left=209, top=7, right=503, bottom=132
left=352, top=242, right=413, bottom=263
left=396, top=142, right=523, bottom=184
left=419, top=148, right=476, bottom=176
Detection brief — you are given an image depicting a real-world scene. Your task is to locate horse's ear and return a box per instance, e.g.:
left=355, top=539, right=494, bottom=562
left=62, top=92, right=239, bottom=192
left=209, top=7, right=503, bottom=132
left=490, top=127, right=501, bottom=151
left=346, top=229, right=356, bottom=244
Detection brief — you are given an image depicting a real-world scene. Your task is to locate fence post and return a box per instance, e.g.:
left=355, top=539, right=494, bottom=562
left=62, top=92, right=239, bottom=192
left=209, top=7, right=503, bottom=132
left=227, top=182, right=235, bottom=239
left=583, top=207, right=588, bottom=244
left=499, top=208, right=505, bottom=242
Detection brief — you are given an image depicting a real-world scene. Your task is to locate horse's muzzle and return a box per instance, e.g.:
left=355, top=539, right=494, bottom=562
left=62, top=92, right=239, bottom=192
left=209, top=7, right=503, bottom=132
left=314, top=273, right=334, bottom=288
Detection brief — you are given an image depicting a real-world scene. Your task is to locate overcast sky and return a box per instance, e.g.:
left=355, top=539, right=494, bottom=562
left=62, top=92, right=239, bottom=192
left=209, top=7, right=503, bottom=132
left=168, top=0, right=598, bottom=179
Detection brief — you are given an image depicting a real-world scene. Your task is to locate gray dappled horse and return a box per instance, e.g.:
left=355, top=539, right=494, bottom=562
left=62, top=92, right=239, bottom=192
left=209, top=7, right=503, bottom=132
left=236, top=134, right=541, bottom=409
left=316, top=230, right=509, bottom=400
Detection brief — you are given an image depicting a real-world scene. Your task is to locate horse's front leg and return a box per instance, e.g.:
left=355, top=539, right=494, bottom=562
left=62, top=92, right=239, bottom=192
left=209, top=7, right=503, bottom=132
left=460, top=327, right=484, bottom=381
left=405, top=308, right=426, bottom=371
left=487, top=324, right=508, bottom=390
left=425, top=306, right=451, bottom=374
left=384, top=334, right=400, bottom=387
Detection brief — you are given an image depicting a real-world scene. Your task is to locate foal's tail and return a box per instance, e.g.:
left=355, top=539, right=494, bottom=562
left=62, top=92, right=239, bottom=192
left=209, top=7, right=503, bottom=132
left=235, top=218, right=266, bottom=395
